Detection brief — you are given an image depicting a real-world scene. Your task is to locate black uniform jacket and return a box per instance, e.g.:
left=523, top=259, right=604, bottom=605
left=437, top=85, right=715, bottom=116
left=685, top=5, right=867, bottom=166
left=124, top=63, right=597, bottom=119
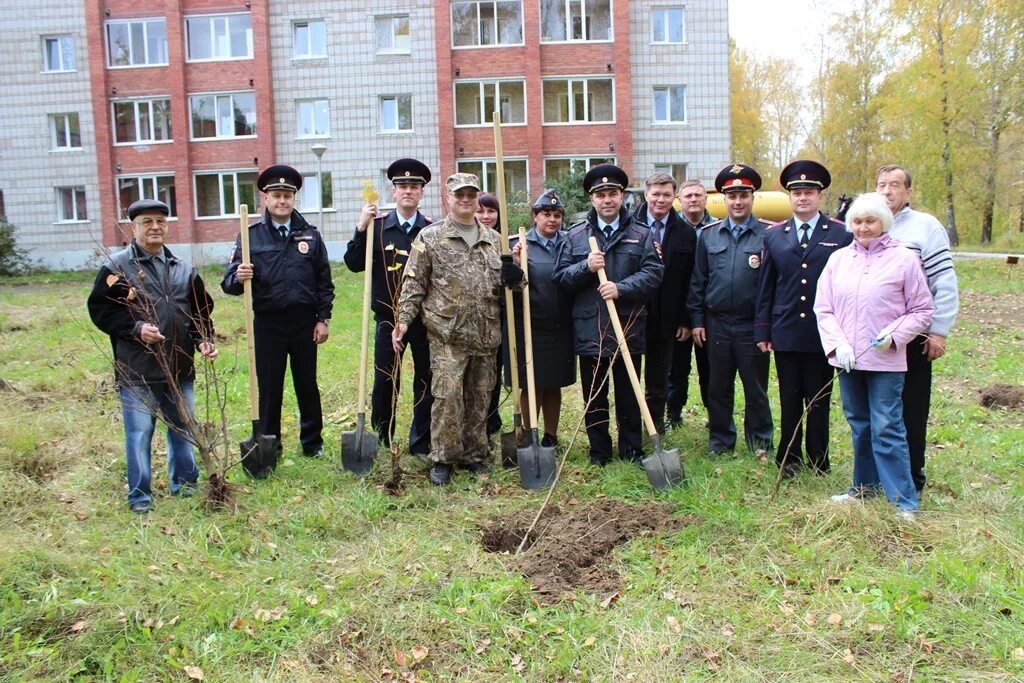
left=687, top=214, right=771, bottom=329
left=221, top=209, right=334, bottom=321
left=343, top=209, right=432, bottom=323
left=755, top=212, right=852, bottom=353
left=632, top=201, right=697, bottom=337
left=552, top=207, right=663, bottom=357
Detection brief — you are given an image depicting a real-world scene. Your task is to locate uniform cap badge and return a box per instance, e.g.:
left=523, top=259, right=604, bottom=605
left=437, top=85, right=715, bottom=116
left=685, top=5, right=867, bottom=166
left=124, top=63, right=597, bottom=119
left=800, top=174, right=807, bottom=180
left=602, top=177, right=608, bottom=183
left=730, top=164, right=744, bottom=174
left=279, top=178, right=285, bottom=184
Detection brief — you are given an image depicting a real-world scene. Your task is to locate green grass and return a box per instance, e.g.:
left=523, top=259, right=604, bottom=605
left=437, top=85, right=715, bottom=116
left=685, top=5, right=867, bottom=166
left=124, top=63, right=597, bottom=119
left=0, top=259, right=1022, bottom=681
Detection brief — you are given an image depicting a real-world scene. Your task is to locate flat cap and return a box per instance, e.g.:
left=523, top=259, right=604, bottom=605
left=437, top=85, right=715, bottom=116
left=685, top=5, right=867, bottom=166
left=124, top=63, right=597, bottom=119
left=532, top=188, right=565, bottom=211
left=445, top=173, right=480, bottom=194
left=780, top=159, right=831, bottom=191
left=715, top=163, right=762, bottom=193
left=257, top=164, right=302, bottom=193
left=583, top=164, right=629, bottom=194
left=387, top=158, right=431, bottom=185
left=127, top=198, right=170, bottom=221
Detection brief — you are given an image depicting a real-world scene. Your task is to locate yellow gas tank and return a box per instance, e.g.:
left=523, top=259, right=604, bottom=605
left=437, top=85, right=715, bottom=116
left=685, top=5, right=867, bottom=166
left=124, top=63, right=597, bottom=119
left=704, top=191, right=791, bottom=223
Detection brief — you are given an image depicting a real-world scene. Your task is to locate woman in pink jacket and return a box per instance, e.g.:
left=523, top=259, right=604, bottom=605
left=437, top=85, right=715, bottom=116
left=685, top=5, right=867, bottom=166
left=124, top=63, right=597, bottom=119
left=814, top=192, right=934, bottom=519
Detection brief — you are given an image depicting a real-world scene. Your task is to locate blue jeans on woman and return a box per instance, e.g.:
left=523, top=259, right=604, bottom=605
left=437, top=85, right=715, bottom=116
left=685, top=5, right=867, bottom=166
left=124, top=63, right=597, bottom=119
left=837, top=370, right=918, bottom=511
left=120, top=382, right=200, bottom=506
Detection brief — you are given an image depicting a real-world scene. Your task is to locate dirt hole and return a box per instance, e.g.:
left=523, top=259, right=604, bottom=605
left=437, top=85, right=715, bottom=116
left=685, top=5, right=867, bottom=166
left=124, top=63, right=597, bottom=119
left=481, top=498, right=698, bottom=601
left=979, top=384, right=1024, bottom=410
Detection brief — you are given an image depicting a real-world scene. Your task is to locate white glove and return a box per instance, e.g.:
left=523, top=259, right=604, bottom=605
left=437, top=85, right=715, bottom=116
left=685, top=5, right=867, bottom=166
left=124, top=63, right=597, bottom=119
left=835, top=344, right=856, bottom=373
left=872, top=334, right=893, bottom=351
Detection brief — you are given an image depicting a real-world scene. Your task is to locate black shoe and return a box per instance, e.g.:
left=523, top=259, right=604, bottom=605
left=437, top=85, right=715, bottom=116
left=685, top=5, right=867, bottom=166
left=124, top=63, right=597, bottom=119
left=620, top=451, right=644, bottom=466
left=303, top=447, right=323, bottom=458
left=130, top=500, right=152, bottom=514
left=177, top=483, right=198, bottom=498
left=779, top=462, right=800, bottom=479
left=664, top=415, right=682, bottom=431
left=463, top=461, right=489, bottom=476
left=540, top=433, right=558, bottom=448
left=708, top=447, right=731, bottom=458
left=589, top=455, right=609, bottom=467
left=428, top=463, right=453, bottom=485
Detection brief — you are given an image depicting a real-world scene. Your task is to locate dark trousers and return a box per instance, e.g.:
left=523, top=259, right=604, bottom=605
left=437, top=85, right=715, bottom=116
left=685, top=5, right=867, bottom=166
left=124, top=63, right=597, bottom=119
left=579, top=354, right=643, bottom=464
left=371, top=319, right=432, bottom=455
left=644, top=326, right=674, bottom=432
left=254, top=309, right=323, bottom=453
left=903, top=335, right=932, bottom=492
left=706, top=316, right=773, bottom=453
left=774, top=350, right=835, bottom=472
left=487, top=345, right=503, bottom=436
left=667, top=336, right=709, bottom=417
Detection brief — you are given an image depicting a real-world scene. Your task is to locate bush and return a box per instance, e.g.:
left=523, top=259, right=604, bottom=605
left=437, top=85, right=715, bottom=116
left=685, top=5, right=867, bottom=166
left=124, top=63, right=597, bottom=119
left=0, top=221, right=34, bottom=276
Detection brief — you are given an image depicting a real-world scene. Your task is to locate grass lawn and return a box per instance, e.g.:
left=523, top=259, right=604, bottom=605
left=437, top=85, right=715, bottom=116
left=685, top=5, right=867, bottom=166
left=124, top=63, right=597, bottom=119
left=0, top=259, right=1021, bottom=681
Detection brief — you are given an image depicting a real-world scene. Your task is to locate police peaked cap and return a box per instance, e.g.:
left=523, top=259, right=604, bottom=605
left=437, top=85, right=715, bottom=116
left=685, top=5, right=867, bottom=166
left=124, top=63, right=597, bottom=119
left=583, top=164, right=629, bottom=194
left=127, top=198, right=170, bottom=220
left=387, top=158, right=431, bottom=185
left=532, top=188, right=565, bottom=212
left=779, top=159, right=831, bottom=191
left=715, top=163, right=762, bottom=193
left=257, top=165, right=303, bottom=193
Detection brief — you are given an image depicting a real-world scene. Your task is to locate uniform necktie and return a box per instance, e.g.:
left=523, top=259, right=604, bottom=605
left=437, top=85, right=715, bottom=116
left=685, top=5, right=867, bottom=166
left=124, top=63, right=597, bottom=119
left=799, top=223, right=810, bottom=248
left=277, top=225, right=288, bottom=240
left=401, top=221, right=411, bottom=234
left=652, top=219, right=664, bottom=246
left=731, top=224, right=740, bottom=241
left=603, top=225, right=613, bottom=240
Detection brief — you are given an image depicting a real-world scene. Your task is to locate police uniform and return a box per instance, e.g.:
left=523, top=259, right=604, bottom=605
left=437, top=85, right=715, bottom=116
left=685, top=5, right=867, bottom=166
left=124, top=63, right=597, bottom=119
left=222, top=165, right=335, bottom=456
left=552, top=165, right=664, bottom=465
left=343, top=159, right=433, bottom=456
left=687, top=164, right=773, bottom=454
left=755, top=160, right=852, bottom=474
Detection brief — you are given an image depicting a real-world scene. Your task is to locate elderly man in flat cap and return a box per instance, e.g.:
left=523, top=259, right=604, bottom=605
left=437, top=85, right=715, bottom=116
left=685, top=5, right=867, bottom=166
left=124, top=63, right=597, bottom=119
left=88, top=199, right=218, bottom=514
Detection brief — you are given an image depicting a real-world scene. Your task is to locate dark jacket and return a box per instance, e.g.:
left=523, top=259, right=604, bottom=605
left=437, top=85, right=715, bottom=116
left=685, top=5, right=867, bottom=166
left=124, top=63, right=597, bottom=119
left=343, top=209, right=432, bottom=323
left=88, top=242, right=214, bottom=387
left=755, top=213, right=852, bottom=352
left=552, top=207, right=663, bottom=357
left=221, top=209, right=334, bottom=321
left=632, top=201, right=697, bottom=337
left=687, top=214, right=771, bottom=329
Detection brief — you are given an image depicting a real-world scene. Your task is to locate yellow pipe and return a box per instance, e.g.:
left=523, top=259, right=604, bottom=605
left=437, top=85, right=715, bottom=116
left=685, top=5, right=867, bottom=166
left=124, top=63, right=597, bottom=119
left=701, top=191, right=792, bottom=222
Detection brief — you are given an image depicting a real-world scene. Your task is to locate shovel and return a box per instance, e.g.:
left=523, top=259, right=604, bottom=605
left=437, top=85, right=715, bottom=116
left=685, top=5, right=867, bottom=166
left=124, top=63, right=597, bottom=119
left=238, top=204, right=280, bottom=479
left=493, top=113, right=524, bottom=466
left=340, top=182, right=381, bottom=475
left=515, top=229, right=557, bottom=489
left=588, top=237, right=685, bottom=491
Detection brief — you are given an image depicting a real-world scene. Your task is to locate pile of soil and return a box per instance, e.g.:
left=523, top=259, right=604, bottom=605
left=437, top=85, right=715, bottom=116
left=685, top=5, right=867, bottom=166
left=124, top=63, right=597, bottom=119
left=979, top=384, right=1024, bottom=410
left=481, top=498, right=697, bottom=601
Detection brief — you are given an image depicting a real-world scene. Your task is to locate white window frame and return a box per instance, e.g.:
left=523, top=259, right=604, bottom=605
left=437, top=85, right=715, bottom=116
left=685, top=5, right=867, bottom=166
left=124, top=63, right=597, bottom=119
left=111, top=97, right=173, bottom=145
left=380, top=94, right=413, bottom=133
left=42, top=35, right=75, bottom=72
left=50, top=113, right=82, bottom=150
left=653, top=163, right=688, bottom=181
left=543, top=155, right=615, bottom=178
left=651, top=7, right=685, bottom=44
left=105, top=18, right=169, bottom=68
left=542, top=76, right=616, bottom=125
left=456, top=157, right=529, bottom=197
left=296, top=99, right=330, bottom=138
left=292, top=19, right=326, bottom=59
left=653, top=85, right=687, bottom=124
left=375, top=14, right=411, bottom=54
left=55, top=186, right=87, bottom=223
left=193, top=170, right=258, bottom=219
left=539, top=0, right=614, bottom=44
left=185, top=12, right=253, bottom=62
left=453, top=79, right=527, bottom=127
left=189, top=91, right=257, bottom=140
left=451, top=0, right=525, bottom=49
left=300, top=173, right=335, bottom=212
left=116, top=174, right=177, bottom=221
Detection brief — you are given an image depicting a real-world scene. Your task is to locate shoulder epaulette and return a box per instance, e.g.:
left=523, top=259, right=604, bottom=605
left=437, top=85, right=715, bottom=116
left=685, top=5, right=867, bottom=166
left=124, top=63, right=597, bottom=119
left=566, top=220, right=590, bottom=237
left=767, top=220, right=787, bottom=230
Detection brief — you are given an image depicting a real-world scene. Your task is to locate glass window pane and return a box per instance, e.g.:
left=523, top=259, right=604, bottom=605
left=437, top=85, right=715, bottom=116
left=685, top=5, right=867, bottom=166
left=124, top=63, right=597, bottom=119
left=501, top=82, right=525, bottom=123
left=191, top=96, right=214, bottom=138
left=671, top=86, right=685, bottom=121
left=114, top=102, right=137, bottom=143
left=233, top=93, right=256, bottom=136
left=457, top=161, right=484, bottom=186
left=668, top=9, right=684, bottom=42
left=68, top=113, right=81, bottom=147
left=138, top=101, right=152, bottom=141
left=589, top=78, right=613, bottom=121
left=543, top=80, right=569, bottom=122
left=156, top=176, right=177, bottom=217
left=217, top=96, right=232, bottom=136
left=108, top=24, right=130, bottom=65
left=393, top=17, right=410, bottom=51
left=545, top=159, right=570, bottom=179
left=482, top=83, right=496, bottom=122
left=540, top=0, right=566, bottom=41
left=212, top=17, right=229, bottom=57
left=239, top=173, right=257, bottom=212
left=188, top=19, right=212, bottom=60
left=398, top=95, right=412, bottom=130
left=75, top=188, right=87, bottom=220
left=229, top=15, right=251, bottom=57
left=195, top=174, right=220, bottom=216
left=571, top=81, right=585, bottom=121
left=321, top=172, right=333, bottom=209
left=129, top=22, right=145, bottom=64
left=479, top=3, right=495, bottom=45
left=654, top=89, right=667, bottom=121
left=310, top=20, right=325, bottom=55
left=375, top=17, right=390, bottom=50
left=496, top=2, right=522, bottom=44
left=451, top=3, right=478, bottom=47
left=302, top=175, right=320, bottom=210
left=570, top=0, right=584, bottom=40
left=60, top=36, right=75, bottom=69
left=153, top=100, right=171, bottom=140
left=118, top=177, right=140, bottom=218
left=382, top=98, right=396, bottom=130
left=585, top=0, right=611, bottom=40
left=148, top=20, right=168, bottom=63
left=454, top=83, right=481, bottom=125
left=222, top=174, right=235, bottom=214
left=652, top=10, right=664, bottom=42
left=315, top=100, right=329, bottom=134
left=295, top=22, right=310, bottom=56
left=298, top=101, right=312, bottom=134
left=506, top=160, right=527, bottom=199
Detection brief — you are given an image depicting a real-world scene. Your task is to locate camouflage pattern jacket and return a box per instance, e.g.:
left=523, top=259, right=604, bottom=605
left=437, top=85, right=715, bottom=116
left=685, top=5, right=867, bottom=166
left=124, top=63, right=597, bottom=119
left=396, top=216, right=504, bottom=354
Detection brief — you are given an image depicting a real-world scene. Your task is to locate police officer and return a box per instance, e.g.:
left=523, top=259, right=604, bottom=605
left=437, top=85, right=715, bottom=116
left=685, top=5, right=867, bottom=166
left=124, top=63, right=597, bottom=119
left=756, top=160, right=852, bottom=476
left=552, top=164, right=663, bottom=466
left=687, top=164, right=773, bottom=456
left=222, top=165, right=335, bottom=458
left=344, top=158, right=433, bottom=458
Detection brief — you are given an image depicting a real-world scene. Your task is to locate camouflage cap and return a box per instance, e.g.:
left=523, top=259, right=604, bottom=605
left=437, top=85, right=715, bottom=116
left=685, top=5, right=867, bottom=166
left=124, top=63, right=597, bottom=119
left=446, top=173, right=481, bottom=194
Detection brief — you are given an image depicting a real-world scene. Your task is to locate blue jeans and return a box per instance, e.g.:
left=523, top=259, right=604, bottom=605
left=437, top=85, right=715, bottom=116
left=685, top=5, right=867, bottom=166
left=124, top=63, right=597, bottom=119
left=120, top=382, right=200, bottom=506
left=837, top=371, right=918, bottom=511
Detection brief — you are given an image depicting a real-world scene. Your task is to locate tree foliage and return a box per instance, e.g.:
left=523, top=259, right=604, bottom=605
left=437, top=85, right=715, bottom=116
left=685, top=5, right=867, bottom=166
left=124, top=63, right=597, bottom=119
left=0, top=220, right=34, bottom=276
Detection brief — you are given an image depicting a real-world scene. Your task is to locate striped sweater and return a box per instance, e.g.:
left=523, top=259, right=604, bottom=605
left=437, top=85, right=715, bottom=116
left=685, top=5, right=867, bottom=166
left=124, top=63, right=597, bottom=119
left=890, top=206, right=959, bottom=337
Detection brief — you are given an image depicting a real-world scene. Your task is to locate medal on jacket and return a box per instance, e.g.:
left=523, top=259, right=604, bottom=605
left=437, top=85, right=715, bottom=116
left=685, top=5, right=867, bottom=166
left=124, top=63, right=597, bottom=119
left=748, top=254, right=761, bottom=269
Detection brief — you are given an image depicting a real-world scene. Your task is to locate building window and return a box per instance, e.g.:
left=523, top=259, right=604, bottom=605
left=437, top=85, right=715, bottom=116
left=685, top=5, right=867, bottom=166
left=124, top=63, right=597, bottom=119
left=50, top=113, right=82, bottom=150
left=542, top=77, right=614, bottom=123
left=106, top=19, right=168, bottom=67
left=451, top=1, right=523, bottom=47
left=380, top=95, right=412, bottom=132
left=117, top=175, right=177, bottom=219
left=112, top=98, right=172, bottom=144
left=653, top=86, right=686, bottom=123
left=652, top=7, right=684, bottom=43
left=194, top=171, right=257, bottom=218
left=455, top=80, right=526, bottom=126
left=653, top=163, right=687, bottom=181
left=301, top=173, right=334, bottom=212
left=185, top=13, right=252, bottom=61
left=42, top=35, right=75, bottom=72
left=456, top=159, right=528, bottom=198
left=56, top=186, right=87, bottom=222
left=544, top=156, right=614, bottom=179
left=297, top=99, right=330, bottom=138
left=540, top=0, right=612, bottom=42
left=375, top=15, right=410, bottom=54
left=190, top=92, right=256, bottom=139
left=293, top=20, right=326, bottom=58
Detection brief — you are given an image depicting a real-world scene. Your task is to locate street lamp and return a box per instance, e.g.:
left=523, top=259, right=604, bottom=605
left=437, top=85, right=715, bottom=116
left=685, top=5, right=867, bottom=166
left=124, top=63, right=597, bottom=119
left=310, top=142, right=327, bottom=237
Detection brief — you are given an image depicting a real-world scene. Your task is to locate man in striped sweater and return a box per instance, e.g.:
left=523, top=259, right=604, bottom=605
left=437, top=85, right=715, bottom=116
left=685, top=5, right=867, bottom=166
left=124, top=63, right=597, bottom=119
left=876, top=164, right=960, bottom=495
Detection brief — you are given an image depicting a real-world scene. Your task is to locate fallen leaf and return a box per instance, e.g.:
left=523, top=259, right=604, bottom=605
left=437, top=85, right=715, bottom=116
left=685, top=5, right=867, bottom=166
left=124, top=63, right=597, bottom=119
left=305, top=594, right=318, bottom=606
left=160, top=526, right=176, bottom=536
left=230, top=617, right=244, bottom=630
left=868, top=623, right=885, bottom=632
left=583, top=636, right=596, bottom=647
left=526, top=615, right=538, bottom=624
left=891, top=672, right=906, bottom=682
left=74, top=511, right=89, bottom=521
left=666, top=615, right=682, bottom=634
left=721, top=625, right=734, bottom=637
left=474, top=637, right=491, bottom=654
left=827, top=613, right=842, bottom=626
left=184, top=665, right=204, bottom=680
left=100, top=547, right=112, bottom=554
left=410, top=645, right=428, bottom=662
left=454, top=607, right=467, bottom=614
left=919, top=636, right=933, bottom=654
left=511, top=653, right=525, bottom=673
left=70, top=620, right=87, bottom=633
left=714, top=467, right=723, bottom=476
left=659, top=644, right=670, bottom=656
left=394, top=649, right=407, bottom=667
left=779, top=602, right=794, bottom=615
left=701, top=648, right=721, bottom=671
left=804, top=612, right=817, bottom=626
left=600, top=591, right=622, bottom=609
left=661, top=591, right=677, bottom=601
left=1011, top=648, right=1024, bottom=661
left=843, top=649, right=857, bottom=665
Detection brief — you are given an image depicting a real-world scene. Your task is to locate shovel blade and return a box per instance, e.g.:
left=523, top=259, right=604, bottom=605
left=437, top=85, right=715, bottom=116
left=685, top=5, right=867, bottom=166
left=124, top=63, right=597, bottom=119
left=240, top=431, right=279, bottom=480
left=517, top=443, right=556, bottom=490
left=642, top=447, right=685, bottom=491
left=340, top=429, right=378, bottom=476
left=500, top=430, right=519, bottom=468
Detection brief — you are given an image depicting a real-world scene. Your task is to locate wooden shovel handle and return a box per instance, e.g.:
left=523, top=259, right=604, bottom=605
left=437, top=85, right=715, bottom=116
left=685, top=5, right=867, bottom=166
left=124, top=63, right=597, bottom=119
left=493, top=112, right=521, bottom=420
left=239, top=205, right=259, bottom=422
left=519, top=229, right=539, bottom=428
left=357, top=215, right=374, bottom=411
